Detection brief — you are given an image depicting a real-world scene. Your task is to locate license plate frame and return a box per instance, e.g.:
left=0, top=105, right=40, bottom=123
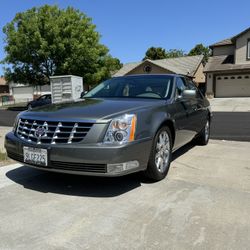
left=23, top=147, right=48, bottom=166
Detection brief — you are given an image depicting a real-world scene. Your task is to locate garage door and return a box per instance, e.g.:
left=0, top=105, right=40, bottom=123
left=215, top=74, right=250, bottom=97
left=13, top=86, right=34, bottom=102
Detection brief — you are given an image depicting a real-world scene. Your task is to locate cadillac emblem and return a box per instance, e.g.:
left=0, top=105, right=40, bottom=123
left=35, top=125, right=48, bottom=138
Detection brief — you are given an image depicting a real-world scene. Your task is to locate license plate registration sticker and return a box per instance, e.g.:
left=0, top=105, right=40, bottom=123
left=23, top=147, right=48, bottom=166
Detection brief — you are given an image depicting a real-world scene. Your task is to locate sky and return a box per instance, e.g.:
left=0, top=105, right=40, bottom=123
left=0, top=0, right=249, bottom=75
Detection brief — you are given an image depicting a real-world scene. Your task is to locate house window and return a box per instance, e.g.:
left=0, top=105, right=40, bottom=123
left=247, top=39, right=250, bottom=59
left=144, top=65, right=152, bottom=73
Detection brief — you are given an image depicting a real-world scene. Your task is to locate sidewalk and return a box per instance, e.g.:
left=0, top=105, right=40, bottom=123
left=210, top=97, right=250, bottom=112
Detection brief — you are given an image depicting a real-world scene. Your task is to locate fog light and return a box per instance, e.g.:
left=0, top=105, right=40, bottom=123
left=107, top=161, right=139, bottom=173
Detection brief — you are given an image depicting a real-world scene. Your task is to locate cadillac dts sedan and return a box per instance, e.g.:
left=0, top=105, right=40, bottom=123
left=5, top=74, right=211, bottom=181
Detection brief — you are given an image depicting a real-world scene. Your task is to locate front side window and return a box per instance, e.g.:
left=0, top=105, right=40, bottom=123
left=247, top=39, right=250, bottom=59
left=184, top=78, right=195, bottom=90
left=176, top=77, right=187, bottom=96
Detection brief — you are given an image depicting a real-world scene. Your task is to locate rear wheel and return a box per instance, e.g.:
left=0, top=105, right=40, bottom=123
left=195, top=119, right=210, bottom=145
left=144, top=126, right=172, bottom=181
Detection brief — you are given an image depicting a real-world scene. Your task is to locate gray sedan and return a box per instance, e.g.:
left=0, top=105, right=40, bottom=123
left=5, top=74, right=211, bottom=181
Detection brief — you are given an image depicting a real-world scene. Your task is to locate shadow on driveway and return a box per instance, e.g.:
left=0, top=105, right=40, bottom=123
left=5, top=142, right=195, bottom=197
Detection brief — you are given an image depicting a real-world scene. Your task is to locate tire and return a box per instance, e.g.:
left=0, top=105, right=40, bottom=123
left=144, top=126, right=173, bottom=181
left=195, top=119, right=210, bottom=145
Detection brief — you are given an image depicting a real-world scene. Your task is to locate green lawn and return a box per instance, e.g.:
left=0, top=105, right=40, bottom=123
left=0, top=151, right=14, bottom=167
left=0, top=102, right=27, bottom=110
left=0, top=151, right=7, bottom=161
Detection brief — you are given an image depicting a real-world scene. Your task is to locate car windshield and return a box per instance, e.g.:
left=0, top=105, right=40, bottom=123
left=84, top=76, right=174, bottom=99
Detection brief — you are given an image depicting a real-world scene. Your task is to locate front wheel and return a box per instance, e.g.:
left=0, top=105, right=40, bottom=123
left=195, top=119, right=210, bottom=145
left=144, top=126, right=172, bottom=181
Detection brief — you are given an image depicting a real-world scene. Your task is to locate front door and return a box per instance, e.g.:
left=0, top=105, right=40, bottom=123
left=173, top=77, right=196, bottom=150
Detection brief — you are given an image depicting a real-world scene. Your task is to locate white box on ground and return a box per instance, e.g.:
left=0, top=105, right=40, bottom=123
left=50, top=75, right=83, bottom=104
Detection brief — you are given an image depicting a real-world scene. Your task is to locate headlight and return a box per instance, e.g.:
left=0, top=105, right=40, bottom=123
left=103, top=114, right=137, bottom=144
left=12, top=117, right=19, bottom=133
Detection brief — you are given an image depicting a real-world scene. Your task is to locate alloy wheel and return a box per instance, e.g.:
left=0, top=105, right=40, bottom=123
left=155, top=130, right=170, bottom=173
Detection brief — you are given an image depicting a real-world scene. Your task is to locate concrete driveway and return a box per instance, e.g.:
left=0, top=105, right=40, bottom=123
left=1, top=139, right=250, bottom=249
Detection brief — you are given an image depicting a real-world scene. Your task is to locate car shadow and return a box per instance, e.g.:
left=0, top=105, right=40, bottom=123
left=6, top=166, right=143, bottom=198
left=172, top=141, right=195, bottom=161
left=6, top=142, right=196, bottom=197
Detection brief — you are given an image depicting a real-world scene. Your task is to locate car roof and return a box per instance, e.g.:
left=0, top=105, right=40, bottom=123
left=112, top=74, right=183, bottom=80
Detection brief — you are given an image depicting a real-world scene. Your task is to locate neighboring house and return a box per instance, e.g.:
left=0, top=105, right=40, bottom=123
left=113, top=55, right=205, bottom=87
left=9, top=81, right=51, bottom=103
left=0, top=77, right=9, bottom=94
left=204, top=27, right=250, bottom=97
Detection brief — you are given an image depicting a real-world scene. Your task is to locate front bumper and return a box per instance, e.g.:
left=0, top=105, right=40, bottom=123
left=5, top=132, right=152, bottom=176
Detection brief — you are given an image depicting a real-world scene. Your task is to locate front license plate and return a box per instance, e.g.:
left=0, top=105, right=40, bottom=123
left=23, top=147, right=48, bottom=166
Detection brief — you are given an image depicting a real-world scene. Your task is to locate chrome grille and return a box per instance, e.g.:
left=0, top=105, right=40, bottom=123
left=16, top=118, right=93, bottom=144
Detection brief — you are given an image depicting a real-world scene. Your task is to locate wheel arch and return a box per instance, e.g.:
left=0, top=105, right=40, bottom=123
left=156, top=119, right=176, bottom=146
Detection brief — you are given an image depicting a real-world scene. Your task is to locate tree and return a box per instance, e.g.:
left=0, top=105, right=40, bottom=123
left=2, top=5, right=121, bottom=86
left=143, top=47, right=167, bottom=60
left=165, top=49, right=185, bottom=58
left=188, top=43, right=211, bottom=65
left=143, top=47, right=185, bottom=61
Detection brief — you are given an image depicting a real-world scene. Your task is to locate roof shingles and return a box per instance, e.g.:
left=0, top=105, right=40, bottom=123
left=210, top=27, right=250, bottom=48
left=210, top=38, right=233, bottom=48
left=204, top=55, right=250, bottom=73
left=113, top=55, right=203, bottom=77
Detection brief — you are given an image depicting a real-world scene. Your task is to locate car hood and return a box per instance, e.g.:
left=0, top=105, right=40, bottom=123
left=20, top=98, right=165, bottom=122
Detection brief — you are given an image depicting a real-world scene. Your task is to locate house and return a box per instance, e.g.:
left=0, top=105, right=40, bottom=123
left=0, top=77, right=9, bottom=95
left=113, top=55, right=205, bottom=87
left=204, top=27, right=250, bottom=97
left=8, top=81, right=51, bottom=103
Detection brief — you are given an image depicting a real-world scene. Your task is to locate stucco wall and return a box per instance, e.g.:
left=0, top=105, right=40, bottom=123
left=193, top=63, right=205, bottom=84
left=206, top=73, right=214, bottom=95
left=126, top=62, right=172, bottom=75
left=213, top=45, right=235, bottom=56
left=235, top=30, right=250, bottom=64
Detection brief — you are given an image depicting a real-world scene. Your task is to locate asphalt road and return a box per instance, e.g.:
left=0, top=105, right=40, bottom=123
left=0, top=110, right=20, bottom=127
left=210, top=112, right=250, bottom=141
left=1, top=110, right=250, bottom=141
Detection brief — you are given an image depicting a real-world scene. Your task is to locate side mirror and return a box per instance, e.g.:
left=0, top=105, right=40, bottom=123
left=182, top=89, right=196, bottom=98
